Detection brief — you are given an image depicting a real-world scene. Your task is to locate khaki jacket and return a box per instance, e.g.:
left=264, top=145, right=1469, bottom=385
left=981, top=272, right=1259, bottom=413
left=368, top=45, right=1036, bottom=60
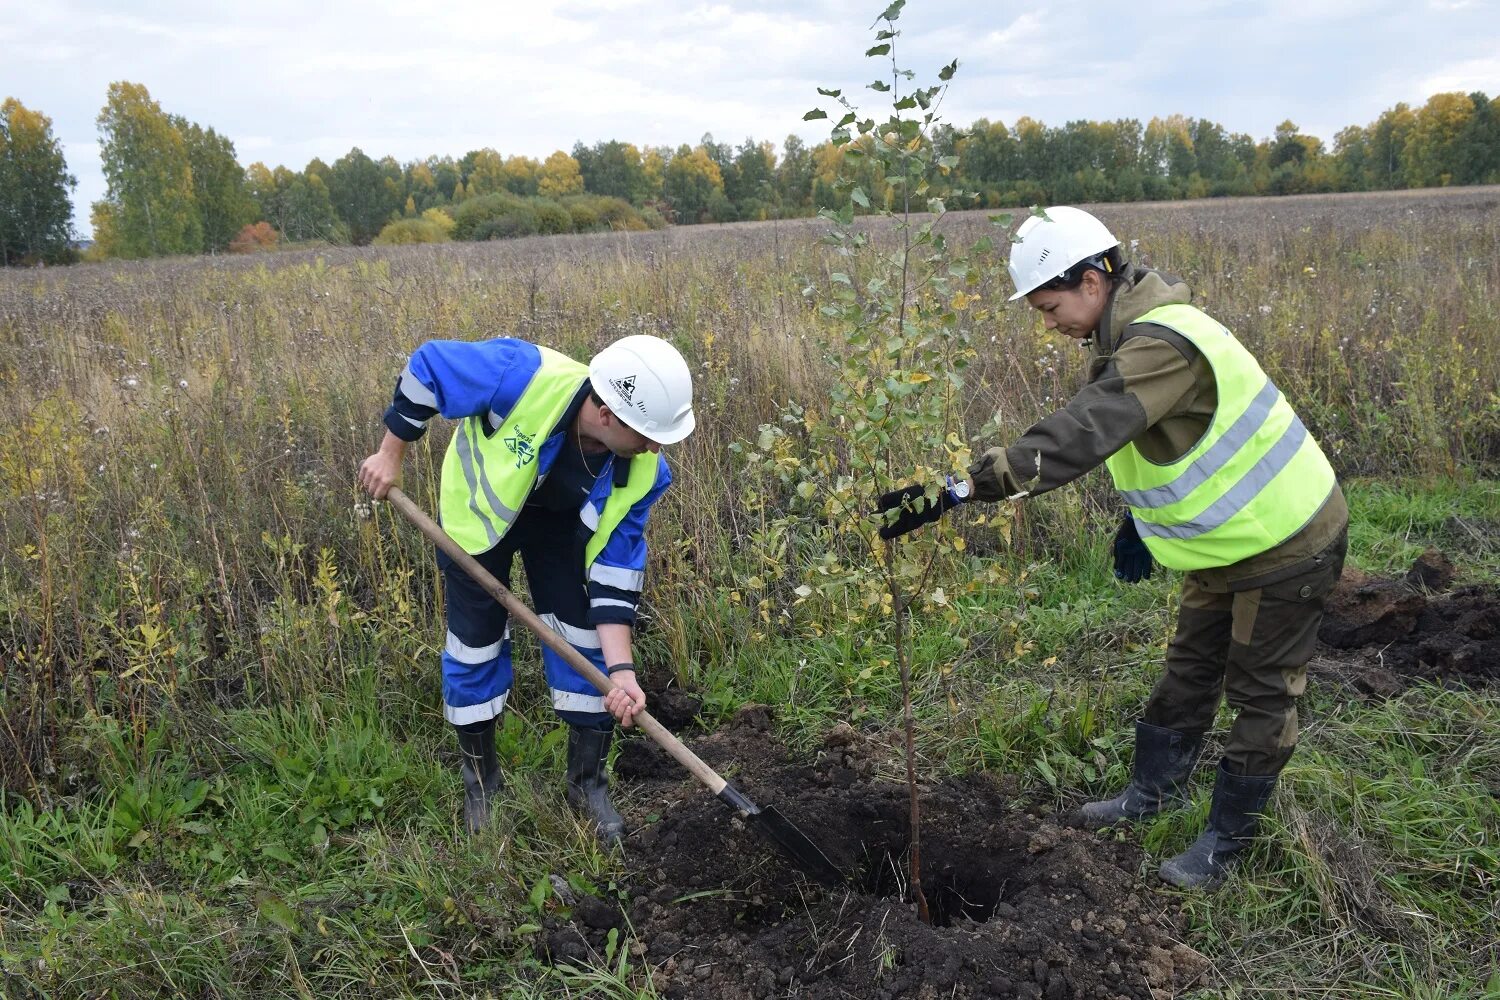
left=971, top=264, right=1347, bottom=589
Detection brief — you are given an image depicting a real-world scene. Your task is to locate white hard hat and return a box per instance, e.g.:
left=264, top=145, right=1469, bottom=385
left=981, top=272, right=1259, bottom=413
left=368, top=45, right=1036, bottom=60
left=589, top=334, right=696, bottom=444
left=1007, top=206, right=1120, bottom=301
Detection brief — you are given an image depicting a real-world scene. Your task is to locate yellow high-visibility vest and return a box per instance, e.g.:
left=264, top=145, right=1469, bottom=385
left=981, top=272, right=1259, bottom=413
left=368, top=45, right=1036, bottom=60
left=438, top=346, right=658, bottom=562
left=1104, top=304, right=1336, bottom=570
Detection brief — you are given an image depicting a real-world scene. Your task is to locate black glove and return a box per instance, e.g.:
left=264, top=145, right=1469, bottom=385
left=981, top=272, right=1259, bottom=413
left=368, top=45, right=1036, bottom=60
left=1113, top=516, right=1154, bottom=583
left=875, top=478, right=968, bottom=540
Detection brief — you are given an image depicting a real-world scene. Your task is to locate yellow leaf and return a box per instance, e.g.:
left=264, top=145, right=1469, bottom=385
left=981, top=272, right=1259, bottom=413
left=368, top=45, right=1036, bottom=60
left=909, top=372, right=933, bottom=384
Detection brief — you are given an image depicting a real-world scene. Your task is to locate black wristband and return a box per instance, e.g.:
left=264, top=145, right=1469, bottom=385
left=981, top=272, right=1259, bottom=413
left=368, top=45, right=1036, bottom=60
left=606, top=661, right=637, bottom=675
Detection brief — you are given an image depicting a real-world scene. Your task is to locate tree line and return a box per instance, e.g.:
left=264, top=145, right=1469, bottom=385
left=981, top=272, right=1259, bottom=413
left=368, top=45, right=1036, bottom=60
left=2, top=82, right=1498, bottom=265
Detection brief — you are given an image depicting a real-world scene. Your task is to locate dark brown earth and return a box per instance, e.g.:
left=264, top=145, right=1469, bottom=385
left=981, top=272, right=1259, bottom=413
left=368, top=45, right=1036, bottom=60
left=1315, top=550, right=1500, bottom=695
left=541, top=707, right=1209, bottom=999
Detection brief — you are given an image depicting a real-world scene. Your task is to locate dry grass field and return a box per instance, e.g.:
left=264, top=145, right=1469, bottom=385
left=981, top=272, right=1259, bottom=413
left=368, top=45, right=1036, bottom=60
left=0, top=187, right=1497, bottom=997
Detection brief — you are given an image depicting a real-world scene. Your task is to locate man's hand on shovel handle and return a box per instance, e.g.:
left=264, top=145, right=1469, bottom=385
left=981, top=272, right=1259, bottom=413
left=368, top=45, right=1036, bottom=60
left=605, top=669, right=646, bottom=727
left=358, top=432, right=408, bottom=499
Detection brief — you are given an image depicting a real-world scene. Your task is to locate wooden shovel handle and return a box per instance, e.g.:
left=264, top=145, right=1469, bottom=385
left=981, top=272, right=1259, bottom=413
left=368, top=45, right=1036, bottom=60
left=384, top=487, right=728, bottom=796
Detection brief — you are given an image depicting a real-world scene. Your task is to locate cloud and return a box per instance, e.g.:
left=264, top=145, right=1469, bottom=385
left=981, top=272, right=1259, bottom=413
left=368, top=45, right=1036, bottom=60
left=1420, top=56, right=1500, bottom=95
left=978, top=10, right=1046, bottom=50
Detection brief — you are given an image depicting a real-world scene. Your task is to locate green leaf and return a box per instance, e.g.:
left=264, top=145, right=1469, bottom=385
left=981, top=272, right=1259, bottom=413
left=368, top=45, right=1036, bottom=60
left=1035, top=755, right=1058, bottom=788
left=260, top=843, right=295, bottom=864
left=837, top=112, right=857, bottom=128
left=939, top=59, right=959, bottom=81
left=894, top=96, right=917, bottom=111
left=528, top=877, right=550, bottom=911
left=880, top=0, right=905, bottom=21
left=875, top=29, right=896, bottom=40
left=868, top=79, right=891, bottom=92
left=803, top=109, right=828, bottom=121
left=938, top=155, right=959, bottom=169
left=257, top=893, right=301, bottom=934
left=850, top=188, right=870, bottom=208
left=817, top=87, right=842, bottom=97
left=865, top=43, right=891, bottom=57
left=927, top=198, right=945, bottom=215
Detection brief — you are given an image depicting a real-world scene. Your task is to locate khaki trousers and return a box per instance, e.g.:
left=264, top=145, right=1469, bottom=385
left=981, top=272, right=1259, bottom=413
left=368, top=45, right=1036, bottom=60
left=1143, top=531, right=1347, bottom=776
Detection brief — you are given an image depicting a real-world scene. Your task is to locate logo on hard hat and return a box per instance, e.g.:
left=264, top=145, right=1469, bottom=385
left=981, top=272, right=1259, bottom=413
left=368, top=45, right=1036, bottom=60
left=504, top=428, right=537, bottom=468
left=610, top=376, right=637, bottom=405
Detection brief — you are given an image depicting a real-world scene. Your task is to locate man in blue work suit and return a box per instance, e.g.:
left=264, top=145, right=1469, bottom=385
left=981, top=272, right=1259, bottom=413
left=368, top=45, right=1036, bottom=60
left=358, top=334, right=696, bottom=842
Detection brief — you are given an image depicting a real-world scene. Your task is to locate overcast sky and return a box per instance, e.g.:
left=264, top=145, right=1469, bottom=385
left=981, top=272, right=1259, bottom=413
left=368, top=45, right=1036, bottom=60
left=3, top=0, right=1498, bottom=237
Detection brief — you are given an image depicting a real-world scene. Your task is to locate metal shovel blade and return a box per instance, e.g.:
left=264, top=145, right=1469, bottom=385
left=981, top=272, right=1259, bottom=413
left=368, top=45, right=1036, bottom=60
left=750, top=805, right=847, bottom=887
left=719, top=782, right=846, bottom=887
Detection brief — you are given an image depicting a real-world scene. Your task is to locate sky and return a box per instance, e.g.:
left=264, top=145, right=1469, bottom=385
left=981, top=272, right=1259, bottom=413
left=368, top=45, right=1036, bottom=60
left=3, top=0, right=1498, bottom=237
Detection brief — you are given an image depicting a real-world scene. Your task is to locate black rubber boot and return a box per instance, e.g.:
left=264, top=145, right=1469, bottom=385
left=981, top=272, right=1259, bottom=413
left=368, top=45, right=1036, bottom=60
left=565, top=724, right=624, bottom=847
left=456, top=720, right=504, bottom=835
left=1159, top=761, right=1278, bottom=889
left=1079, top=720, right=1204, bottom=825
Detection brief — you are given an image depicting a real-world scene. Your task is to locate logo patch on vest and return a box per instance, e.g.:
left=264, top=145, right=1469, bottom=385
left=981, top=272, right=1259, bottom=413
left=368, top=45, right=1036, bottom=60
left=609, top=375, right=637, bottom=405
left=504, top=428, right=537, bottom=468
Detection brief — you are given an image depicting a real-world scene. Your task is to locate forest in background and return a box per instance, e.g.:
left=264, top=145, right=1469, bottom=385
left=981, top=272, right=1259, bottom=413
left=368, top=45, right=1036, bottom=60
left=2, top=81, right=1498, bottom=264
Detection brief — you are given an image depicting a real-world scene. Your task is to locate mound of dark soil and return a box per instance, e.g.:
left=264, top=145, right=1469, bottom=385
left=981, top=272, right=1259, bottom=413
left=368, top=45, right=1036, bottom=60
left=637, top=673, right=705, bottom=732
left=546, top=712, right=1209, bottom=999
left=1316, top=552, right=1499, bottom=692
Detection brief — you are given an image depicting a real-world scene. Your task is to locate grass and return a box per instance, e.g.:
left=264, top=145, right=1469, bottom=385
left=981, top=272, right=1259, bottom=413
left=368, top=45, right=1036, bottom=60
left=1346, top=478, right=1499, bottom=577
left=1, top=188, right=1498, bottom=996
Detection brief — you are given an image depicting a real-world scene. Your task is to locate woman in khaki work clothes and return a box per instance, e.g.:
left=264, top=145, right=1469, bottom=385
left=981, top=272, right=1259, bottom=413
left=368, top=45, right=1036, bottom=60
left=877, top=207, right=1347, bottom=889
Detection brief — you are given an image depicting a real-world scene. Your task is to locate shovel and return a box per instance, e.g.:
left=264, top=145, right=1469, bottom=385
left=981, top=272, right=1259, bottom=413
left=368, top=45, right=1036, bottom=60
left=384, top=487, right=846, bottom=887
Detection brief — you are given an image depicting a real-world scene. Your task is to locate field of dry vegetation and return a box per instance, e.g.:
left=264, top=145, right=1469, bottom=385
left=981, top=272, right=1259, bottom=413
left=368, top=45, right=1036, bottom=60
left=1, top=187, right=1497, bottom=997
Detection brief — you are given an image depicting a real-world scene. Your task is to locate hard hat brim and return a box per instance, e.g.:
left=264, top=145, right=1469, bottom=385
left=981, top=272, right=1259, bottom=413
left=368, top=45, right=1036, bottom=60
left=627, top=407, right=695, bottom=445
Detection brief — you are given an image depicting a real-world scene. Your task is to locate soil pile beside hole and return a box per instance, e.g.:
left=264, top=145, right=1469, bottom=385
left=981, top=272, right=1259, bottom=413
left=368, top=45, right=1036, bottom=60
left=552, top=710, right=1209, bottom=999
left=638, top=674, right=705, bottom=732
left=1317, top=553, right=1499, bottom=691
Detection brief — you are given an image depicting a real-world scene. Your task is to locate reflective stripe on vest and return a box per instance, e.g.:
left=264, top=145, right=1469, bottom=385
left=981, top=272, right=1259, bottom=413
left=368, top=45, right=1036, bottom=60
left=1103, top=303, right=1335, bottom=571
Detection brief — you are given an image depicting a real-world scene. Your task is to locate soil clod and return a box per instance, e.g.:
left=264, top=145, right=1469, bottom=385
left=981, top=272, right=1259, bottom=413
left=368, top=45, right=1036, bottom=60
left=1318, top=553, right=1499, bottom=690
